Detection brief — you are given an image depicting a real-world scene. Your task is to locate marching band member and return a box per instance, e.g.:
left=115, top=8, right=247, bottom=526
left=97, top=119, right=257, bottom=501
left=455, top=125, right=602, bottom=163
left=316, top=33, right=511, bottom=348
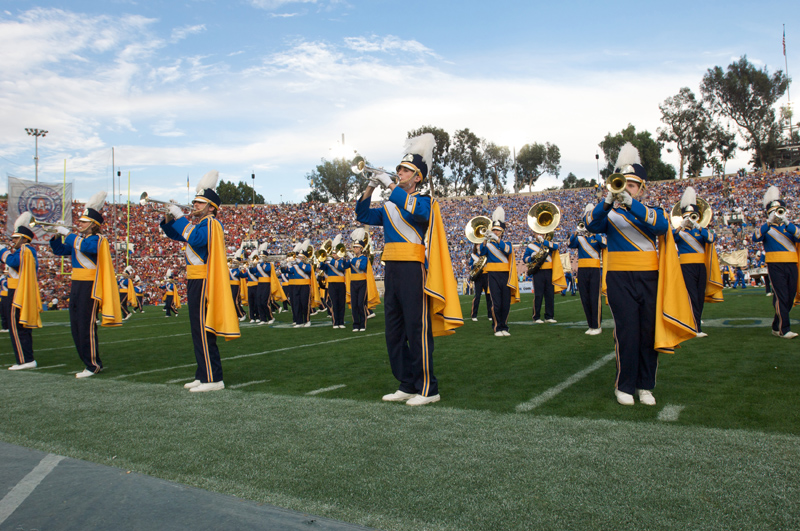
left=673, top=186, right=722, bottom=338
left=284, top=240, right=317, bottom=328
left=281, top=244, right=303, bottom=325
left=753, top=186, right=800, bottom=339
left=357, top=133, right=463, bottom=405
left=523, top=234, right=559, bottom=324
left=568, top=205, right=606, bottom=335
left=118, top=266, right=134, bottom=320
left=347, top=229, right=370, bottom=332
left=468, top=244, right=492, bottom=322
left=721, top=263, right=731, bottom=288
left=229, top=253, right=248, bottom=322
left=244, top=250, right=260, bottom=322
left=133, top=276, right=145, bottom=313
left=479, top=207, right=519, bottom=337
left=160, top=170, right=240, bottom=392
left=49, top=191, right=122, bottom=378
left=255, top=243, right=275, bottom=325
left=320, top=234, right=347, bottom=329
left=159, top=270, right=180, bottom=317
left=0, top=212, right=42, bottom=370
left=0, top=270, right=9, bottom=333
left=583, top=143, right=695, bottom=406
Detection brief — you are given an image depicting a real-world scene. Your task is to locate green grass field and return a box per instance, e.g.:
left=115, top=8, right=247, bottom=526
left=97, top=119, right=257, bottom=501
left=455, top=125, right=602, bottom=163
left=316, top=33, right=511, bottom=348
left=1, top=289, right=799, bottom=530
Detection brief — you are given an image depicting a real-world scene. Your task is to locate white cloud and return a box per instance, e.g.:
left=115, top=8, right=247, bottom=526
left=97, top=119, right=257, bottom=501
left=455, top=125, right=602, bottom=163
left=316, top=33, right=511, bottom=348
left=170, top=24, right=205, bottom=43
left=249, top=0, right=317, bottom=10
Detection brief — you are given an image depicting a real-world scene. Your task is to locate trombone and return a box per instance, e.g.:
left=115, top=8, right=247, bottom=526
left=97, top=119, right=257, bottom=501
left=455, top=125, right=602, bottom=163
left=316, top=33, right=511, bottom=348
left=29, top=219, right=76, bottom=233
left=139, top=192, right=191, bottom=213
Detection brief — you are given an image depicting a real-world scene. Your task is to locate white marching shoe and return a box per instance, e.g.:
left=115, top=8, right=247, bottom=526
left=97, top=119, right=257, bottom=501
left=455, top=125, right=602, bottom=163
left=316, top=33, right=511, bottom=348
left=637, top=389, right=656, bottom=406
left=615, top=389, right=634, bottom=406
left=545, top=319, right=558, bottom=323
left=184, top=379, right=202, bottom=389
left=494, top=331, right=504, bottom=337
left=189, top=381, right=225, bottom=392
left=382, top=390, right=416, bottom=402
left=9, top=361, right=37, bottom=371
left=75, top=369, right=96, bottom=379
left=502, top=331, right=510, bottom=336
left=783, top=331, right=798, bottom=339
left=696, top=331, right=708, bottom=338
left=407, top=394, right=440, bottom=406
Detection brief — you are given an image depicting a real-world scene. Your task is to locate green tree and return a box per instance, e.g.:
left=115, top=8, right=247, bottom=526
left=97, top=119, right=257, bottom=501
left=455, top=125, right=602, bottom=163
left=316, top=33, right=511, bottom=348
left=449, top=128, right=484, bottom=196
left=515, top=142, right=560, bottom=191
left=407, top=126, right=451, bottom=197
left=700, top=56, right=789, bottom=170
left=599, top=124, right=676, bottom=181
left=481, top=141, right=511, bottom=194
left=562, top=172, right=596, bottom=189
left=217, top=179, right=264, bottom=205
left=304, top=156, right=369, bottom=203
left=658, top=87, right=716, bottom=179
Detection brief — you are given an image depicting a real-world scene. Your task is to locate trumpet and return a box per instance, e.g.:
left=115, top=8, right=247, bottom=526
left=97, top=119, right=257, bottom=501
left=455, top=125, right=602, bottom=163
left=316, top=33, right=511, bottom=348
left=576, top=222, right=586, bottom=231
left=139, top=192, right=191, bottom=213
left=351, top=160, right=399, bottom=183
left=606, top=173, right=627, bottom=195
left=29, top=219, right=76, bottom=233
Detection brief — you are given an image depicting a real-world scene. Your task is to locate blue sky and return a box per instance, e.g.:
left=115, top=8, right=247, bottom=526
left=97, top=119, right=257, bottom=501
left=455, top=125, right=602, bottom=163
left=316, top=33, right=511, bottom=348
left=0, top=0, right=796, bottom=203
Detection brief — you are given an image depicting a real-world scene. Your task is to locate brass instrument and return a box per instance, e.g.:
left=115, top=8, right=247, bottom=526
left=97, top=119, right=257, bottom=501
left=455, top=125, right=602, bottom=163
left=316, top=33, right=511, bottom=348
left=351, top=159, right=399, bottom=183
left=29, top=219, right=76, bottom=233
left=669, top=197, right=713, bottom=230
left=526, top=201, right=561, bottom=275
left=334, top=242, right=347, bottom=258
left=465, top=216, right=492, bottom=244
left=469, top=256, right=488, bottom=281
left=606, top=173, right=627, bottom=195
left=576, top=222, right=586, bottom=231
left=775, top=206, right=787, bottom=218
left=363, top=232, right=376, bottom=265
left=314, top=239, right=333, bottom=265
left=139, top=192, right=191, bottom=213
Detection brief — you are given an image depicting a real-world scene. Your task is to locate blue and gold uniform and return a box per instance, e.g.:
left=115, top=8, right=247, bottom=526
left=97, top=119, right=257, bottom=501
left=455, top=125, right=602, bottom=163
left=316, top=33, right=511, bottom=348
left=568, top=231, right=606, bottom=332
left=522, top=239, right=559, bottom=322
left=284, top=247, right=313, bottom=327
left=346, top=251, right=370, bottom=331
left=255, top=257, right=274, bottom=324
left=118, top=275, right=132, bottom=319
left=243, top=261, right=260, bottom=322
left=159, top=277, right=179, bottom=317
left=229, top=263, right=247, bottom=321
left=468, top=247, right=492, bottom=321
left=0, top=274, right=8, bottom=332
left=1, top=220, right=41, bottom=369
left=321, top=253, right=347, bottom=328
left=479, top=230, right=514, bottom=334
left=753, top=187, right=800, bottom=338
left=674, top=225, right=715, bottom=335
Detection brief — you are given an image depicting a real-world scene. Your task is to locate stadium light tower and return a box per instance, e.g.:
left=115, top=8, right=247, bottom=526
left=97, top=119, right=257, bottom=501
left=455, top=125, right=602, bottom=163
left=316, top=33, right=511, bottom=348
left=251, top=173, right=255, bottom=206
left=25, top=128, right=48, bottom=183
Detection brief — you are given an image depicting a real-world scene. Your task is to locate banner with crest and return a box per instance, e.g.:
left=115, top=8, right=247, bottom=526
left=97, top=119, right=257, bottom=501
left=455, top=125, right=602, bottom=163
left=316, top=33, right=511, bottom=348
left=6, top=176, right=73, bottom=244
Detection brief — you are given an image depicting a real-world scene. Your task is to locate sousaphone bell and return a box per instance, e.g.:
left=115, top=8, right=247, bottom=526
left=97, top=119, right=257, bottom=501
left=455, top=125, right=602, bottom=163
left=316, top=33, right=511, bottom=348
left=465, top=216, right=492, bottom=244
left=670, top=197, right=713, bottom=230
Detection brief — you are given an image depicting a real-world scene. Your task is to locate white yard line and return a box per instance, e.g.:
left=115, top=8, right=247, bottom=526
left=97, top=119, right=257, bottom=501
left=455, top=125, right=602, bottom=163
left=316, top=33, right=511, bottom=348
left=516, top=352, right=616, bottom=412
left=33, top=333, right=191, bottom=353
left=306, top=384, right=347, bottom=395
left=112, top=333, right=383, bottom=379
left=32, top=364, right=67, bottom=370
left=229, top=379, right=270, bottom=389
left=165, top=377, right=193, bottom=384
left=658, top=405, right=686, bottom=422
left=0, top=454, right=65, bottom=525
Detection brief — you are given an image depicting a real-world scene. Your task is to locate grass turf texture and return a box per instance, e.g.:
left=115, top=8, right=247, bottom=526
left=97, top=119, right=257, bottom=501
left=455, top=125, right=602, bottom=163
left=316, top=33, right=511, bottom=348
left=1, top=290, right=798, bottom=530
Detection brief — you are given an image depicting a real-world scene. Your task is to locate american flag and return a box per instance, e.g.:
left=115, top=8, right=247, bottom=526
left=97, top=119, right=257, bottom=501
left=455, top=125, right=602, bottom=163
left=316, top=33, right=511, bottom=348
left=186, top=174, right=190, bottom=189
left=783, top=27, right=786, bottom=56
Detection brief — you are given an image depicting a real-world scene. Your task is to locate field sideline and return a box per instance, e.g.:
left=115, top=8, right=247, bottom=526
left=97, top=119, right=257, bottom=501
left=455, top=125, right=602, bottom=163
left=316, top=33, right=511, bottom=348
left=1, top=290, right=798, bottom=530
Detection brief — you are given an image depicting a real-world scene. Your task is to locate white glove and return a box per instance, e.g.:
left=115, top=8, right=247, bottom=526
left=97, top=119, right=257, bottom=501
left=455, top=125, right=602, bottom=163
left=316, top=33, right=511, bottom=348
left=374, top=172, right=394, bottom=189
left=691, top=219, right=702, bottom=230
left=56, top=225, right=70, bottom=236
left=368, top=176, right=382, bottom=188
left=487, top=231, right=500, bottom=242
left=347, top=252, right=354, bottom=259
left=768, top=211, right=779, bottom=224
left=604, top=191, right=615, bottom=206
left=618, top=191, right=633, bottom=207
left=168, top=204, right=184, bottom=219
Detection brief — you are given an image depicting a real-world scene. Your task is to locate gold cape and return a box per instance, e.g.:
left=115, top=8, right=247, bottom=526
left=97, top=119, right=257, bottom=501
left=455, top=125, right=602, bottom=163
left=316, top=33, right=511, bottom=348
left=550, top=250, right=567, bottom=292
left=204, top=217, right=240, bottom=340
left=424, top=200, right=464, bottom=336
left=13, top=245, right=42, bottom=329
left=704, top=242, right=724, bottom=303
left=345, top=262, right=380, bottom=309
left=93, top=236, right=123, bottom=327
left=654, top=229, right=697, bottom=353
left=270, top=265, right=287, bottom=303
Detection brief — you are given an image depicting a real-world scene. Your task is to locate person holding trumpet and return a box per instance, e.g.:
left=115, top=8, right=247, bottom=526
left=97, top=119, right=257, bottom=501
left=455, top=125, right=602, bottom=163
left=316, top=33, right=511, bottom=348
left=319, top=234, right=348, bottom=329
left=479, top=207, right=518, bottom=336
left=48, top=191, right=122, bottom=378
left=0, top=212, right=42, bottom=370
left=753, top=186, right=800, bottom=339
left=583, top=143, right=695, bottom=406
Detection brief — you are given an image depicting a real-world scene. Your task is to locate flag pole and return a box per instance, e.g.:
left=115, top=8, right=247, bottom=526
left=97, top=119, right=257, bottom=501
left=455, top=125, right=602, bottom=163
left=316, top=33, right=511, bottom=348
left=127, top=171, right=131, bottom=268
left=785, top=24, right=793, bottom=140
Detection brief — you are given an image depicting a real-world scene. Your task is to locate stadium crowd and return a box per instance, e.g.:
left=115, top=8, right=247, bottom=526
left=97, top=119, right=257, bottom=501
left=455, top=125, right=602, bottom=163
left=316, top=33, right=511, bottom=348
left=3, top=169, right=797, bottom=309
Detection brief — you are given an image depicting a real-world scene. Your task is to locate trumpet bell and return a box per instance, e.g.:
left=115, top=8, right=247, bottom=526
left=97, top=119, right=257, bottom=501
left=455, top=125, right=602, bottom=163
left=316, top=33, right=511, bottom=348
left=465, top=216, right=492, bottom=244
left=527, top=201, right=561, bottom=234
left=670, top=197, right=713, bottom=229
left=606, top=173, right=627, bottom=194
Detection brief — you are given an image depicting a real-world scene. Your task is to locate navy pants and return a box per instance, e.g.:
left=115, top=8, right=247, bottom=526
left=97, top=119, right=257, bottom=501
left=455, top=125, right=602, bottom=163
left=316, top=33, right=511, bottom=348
left=768, top=262, right=798, bottom=335
left=293, top=284, right=310, bottom=325
left=231, top=285, right=246, bottom=319
left=165, top=295, right=176, bottom=316
left=70, top=280, right=102, bottom=373
left=471, top=273, right=492, bottom=319
left=350, top=280, right=367, bottom=330
left=384, top=261, right=437, bottom=397
left=187, top=278, right=223, bottom=383
left=487, top=271, right=510, bottom=333
left=328, top=282, right=346, bottom=326
left=119, top=293, right=130, bottom=318
left=257, top=282, right=272, bottom=322
left=681, top=263, right=705, bottom=333
left=578, top=267, right=602, bottom=329
left=247, top=285, right=258, bottom=320
left=7, top=289, right=34, bottom=364
left=532, top=268, right=554, bottom=321
left=606, top=271, right=658, bottom=395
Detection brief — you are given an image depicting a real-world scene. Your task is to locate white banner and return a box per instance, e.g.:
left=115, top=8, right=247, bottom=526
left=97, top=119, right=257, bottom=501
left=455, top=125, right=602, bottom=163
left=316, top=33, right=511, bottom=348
left=6, top=176, right=73, bottom=244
